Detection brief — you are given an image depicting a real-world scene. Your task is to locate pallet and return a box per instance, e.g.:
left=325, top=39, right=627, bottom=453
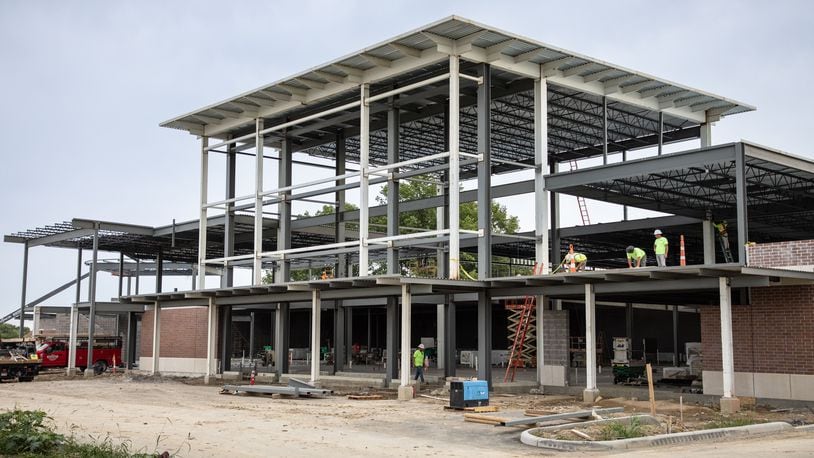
left=347, top=394, right=383, bottom=400
left=444, top=405, right=499, bottom=412
left=463, top=413, right=510, bottom=425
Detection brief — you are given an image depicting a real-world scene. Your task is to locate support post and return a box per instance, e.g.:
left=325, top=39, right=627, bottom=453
left=249, top=311, right=256, bottom=363
left=387, top=94, right=400, bottom=274
left=477, top=290, right=492, bottom=388
left=151, top=302, right=161, bottom=375
left=719, top=277, right=740, bottom=413
left=222, top=136, right=237, bottom=288
left=602, top=96, right=608, bottom=165
left=135, top=258, right=140, bottom=294
left=448, top=55, right=461, bottom=279
left=534, top=77, right=550, bottom=273
left=277, top=138, right=293, bottom=282
left=583, top=284, right=599, bottom=402
left=253, top=118, right=264, bottom=284
left=335, top=131, right=347, bottom=277
left=386, top=297, right=399, bottom=385
left=657, top=112, right=664, bottom=155
left=310, top=289, right=321, bottom=383
left=436, top=304, right=445, bottom=370
left=550, top=163, right=561, bottom=268
left=198, top=136, right=208, bottom=289
left=117, top=252, right=124, bottom=298
left=477, top=63, right=492, bottom=279
left=536, top=294, right=546, bottom=388
left=734, top=144, right=749, bottom=264
left=359, top=84, right=370, bottom=276
left=68, top=248, right=81, bottom=375
left=333, top=302, right=345, bottom=374
left=625, top=303, right=633, bottom=341
left=155, top=249, right=163, bottom=293
left=703, top=219, right=716, bottom=264
left=444, top=298, right=456, bottom=378
left=85, top=223, right=100, bottom=376
left=126, top=312, right=137, bottom=370
left=700, top=122, right=712, bottom=148
left=221, top=305, right=232, bottom=372
left=275, top=303, right=290, bottom=378
left=672, top=305, right=679, bottom=366
left=398, top=284, right=412, bottom=400
left=18, top=243, right=28, bottom=337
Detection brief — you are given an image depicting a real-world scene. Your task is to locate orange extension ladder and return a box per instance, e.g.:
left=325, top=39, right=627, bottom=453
left=504, top=263, right=544, bottom=382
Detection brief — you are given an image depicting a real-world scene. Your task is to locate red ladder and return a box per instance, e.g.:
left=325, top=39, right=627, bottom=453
left=504, top=263, right=543, bottom=382
left=569, top=160, right=591, bottom=225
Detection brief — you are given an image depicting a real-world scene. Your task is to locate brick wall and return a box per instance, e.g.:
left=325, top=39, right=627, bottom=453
left=701, top=285, right=814, bottom=375
left=140, top=307, right=209, bottom=359
left=747, top=240, right=814, bottom=269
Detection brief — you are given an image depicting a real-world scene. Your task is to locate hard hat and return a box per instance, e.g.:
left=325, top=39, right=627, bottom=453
left=653, top=229, right=662, bottom=235
left=626, top=246, right=635, bottom=253
left=418, top=344, right=425, bottom=349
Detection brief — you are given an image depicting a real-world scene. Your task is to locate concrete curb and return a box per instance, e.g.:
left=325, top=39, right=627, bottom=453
left=794, top=424, right=814, bottom=432
left=534, top=415, right=660, bottom=433
left=521, top=421, right=793, bottom=451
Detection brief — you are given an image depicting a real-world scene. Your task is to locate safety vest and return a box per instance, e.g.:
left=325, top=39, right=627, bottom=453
left=413, top=349, right=424, bottom=368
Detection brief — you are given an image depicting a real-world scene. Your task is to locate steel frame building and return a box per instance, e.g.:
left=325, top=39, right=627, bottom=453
left=7, top=16, right=814, bottom=410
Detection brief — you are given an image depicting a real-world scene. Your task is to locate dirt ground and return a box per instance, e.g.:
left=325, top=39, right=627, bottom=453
left=1, top=373, right=813, bottom=457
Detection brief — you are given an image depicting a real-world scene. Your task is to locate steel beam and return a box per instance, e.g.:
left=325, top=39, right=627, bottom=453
left=198, top=136, right=208, bottom=289
left=449, top=55, right=461, bottom=280
left=477, top=290, right=492, bottom=387
left=477, top=63, right=492, bottom=279
left=560, top=215, right=701, bottom=238
left=387, top=94, right=400, bottom=274
left=545, top=144, right=738, bottom=191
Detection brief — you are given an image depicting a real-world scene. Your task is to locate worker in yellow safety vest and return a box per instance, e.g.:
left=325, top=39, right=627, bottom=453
left=653, top=229, right=669, bottom=267
left=564, top=252, right=588, bottom=271
left=413, top=344, right=426, bottom=383
left=626, top=246, right=647, bottom=268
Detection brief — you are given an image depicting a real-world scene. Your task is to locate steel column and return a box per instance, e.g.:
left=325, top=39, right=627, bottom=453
left=198, top=136, right=208, bottom=289
left=444, top=298, right=456, bottom=378
left=277, top=138, right=293, bottom=282
left=436, top=303, right=445, bottom=370
left=222, top=136, right=237, bottom=288
left=448, top=55, right=461, bottom=280
left=584, top=284, right=598, bottom=396
left=126, top=312, right=137, bottom=370
left=719, top=277, right=735, bottom=398
left=386, top=297, right=399, bottom=384
left=703, top=219, right=716, bottom=264
left=335, top=131, right=347, bottom=277
left=310, top=289, right=321, bottom=383
left=205, top=297, right=217, bottom=381
left=135, top=258, right=140, bottom=294
left=117, top=252, right=124, bottom=298
left=534, top=77, right=550, bottom=273
left=477, top=290, right=492, bottom=387
left=387, top=94, right=400, bottom=274
left=536, top=294, right=545, bottom=387
left=672, top=305, right=679, bottom=366
left=221, top=305, right=232, bottom=372
left=700, top=122, right=712, bottom=147
left=249, top=311, right=256, bottom=362
left=476, top=63, right=492, bottom=278
left=68, top=248, right=81, bottom=374
left=155, top=249, right=163, bottom=293
left=735, top=144, right=749, bottom=263
left=18, top=243, right=28, bottom=337
left=334, top=302, right=345, bottom=373
left=550, top=163, right=561, bottom=268
left=658, top=112, right=664, bottom=155
left=602, top=95, right=608, bottom=165
left=275, top=303, right=290, bottom=377
left=253, top=118, right=264, bottom=284
left=400, top=284, right=411, bottom=386
left=151, top=301, right=160, bottom=375
left=359, top=84, right=370, bottom=276
left=86, top=223, right=99, bottom=372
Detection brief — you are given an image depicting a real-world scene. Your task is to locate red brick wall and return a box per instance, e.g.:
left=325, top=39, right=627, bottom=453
left=701, top=285, right=814, bottom=375
left=747, top=240, right=814, bottom=268
left=140, top=307, right=209, bottom=359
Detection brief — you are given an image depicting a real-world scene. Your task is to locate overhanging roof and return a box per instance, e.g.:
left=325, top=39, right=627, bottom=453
left=160, top=16, right=753, bottom=164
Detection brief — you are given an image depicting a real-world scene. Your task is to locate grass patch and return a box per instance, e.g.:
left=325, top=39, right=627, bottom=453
left=0, top=408, right=156, bottom=457
left=597, top=417, right=647, bottom=440
left=704, top=417, right=759, bottom=429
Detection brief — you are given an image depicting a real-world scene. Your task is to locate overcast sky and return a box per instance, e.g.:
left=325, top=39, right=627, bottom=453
left=1, top=0, right=812, bottom=320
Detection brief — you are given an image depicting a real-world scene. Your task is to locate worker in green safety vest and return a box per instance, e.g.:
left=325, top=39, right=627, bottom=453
left=413, top=344, right=426, bottom=383
left=626, top=246, right=647, bottom=268
left=653, top=229, right=669, bottom=267
left=564, top=252, right=588, bottom=271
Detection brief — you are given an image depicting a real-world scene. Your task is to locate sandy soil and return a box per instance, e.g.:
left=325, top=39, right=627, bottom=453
left=0, top=374, right=812, bottom=457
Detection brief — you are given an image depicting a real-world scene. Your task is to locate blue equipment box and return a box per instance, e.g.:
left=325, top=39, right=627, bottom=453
left=449, top=380, right=489, bottom=408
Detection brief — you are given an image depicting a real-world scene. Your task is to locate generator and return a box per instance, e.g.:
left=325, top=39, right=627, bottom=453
left=449, top=380, right=489, bottom=408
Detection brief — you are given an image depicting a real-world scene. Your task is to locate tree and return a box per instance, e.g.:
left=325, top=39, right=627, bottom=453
left=0, top=323, right=29, bottom=339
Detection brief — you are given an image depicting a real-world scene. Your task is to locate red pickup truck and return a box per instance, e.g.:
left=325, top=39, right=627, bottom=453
left=36, top=336, right=122, bottom=373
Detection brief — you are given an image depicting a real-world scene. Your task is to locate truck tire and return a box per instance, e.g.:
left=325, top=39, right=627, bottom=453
left=19, top=376, right=34, bottom=382
left=93, top=360, right=108, bottom=375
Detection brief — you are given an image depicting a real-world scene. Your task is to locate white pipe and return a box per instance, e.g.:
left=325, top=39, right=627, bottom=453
left=368, top=151, right=450, bottom=174
left=400, top=284, right=411, bottom=386
left=260, top=170, right=361, bottom=198
left=253, top=118, right=264, bottom=285
left=366, top=73, right=450, bottom=104
left=310, top=289, right=321, bottom=384
left=258, top=101, right=361, bottom=136
left=448, top=55, right=460, bottom=280
left=534, top=77, right=550, bottom=274
left=359, top=84, right=370, bottom=276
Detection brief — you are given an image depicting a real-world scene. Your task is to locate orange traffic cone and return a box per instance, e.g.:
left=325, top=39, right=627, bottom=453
left=680, top=235, right=686, bottom=266
left=569, top=244, right=576, bottom=272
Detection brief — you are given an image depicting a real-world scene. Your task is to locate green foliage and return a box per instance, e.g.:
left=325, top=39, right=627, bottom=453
left=0, top=323, right=30, bottom=339
left=598, top=417, right=646, bottom=440
left=0, top=409, right=63, bottom=455
left=704, top=417, right=757, bottom=429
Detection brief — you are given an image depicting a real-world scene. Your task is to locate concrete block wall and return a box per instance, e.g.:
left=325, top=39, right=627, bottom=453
left=747, top=240, right=814, bottom=270
left=37, top=311, right=118, bottom=336
left=140, top=306, right=209, bottom=359
left=541, top=309, right=569, bottom=366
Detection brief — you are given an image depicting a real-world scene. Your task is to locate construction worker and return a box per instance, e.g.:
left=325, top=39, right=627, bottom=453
left=413, top=344, right=426, bottom=383
left=564, top=252, right=588, bottom=271
left=713, top=220, right=730, bottom=248
left=626, top=246, right=647, bottom=268
left=653, top=229, right=669, bottom=267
